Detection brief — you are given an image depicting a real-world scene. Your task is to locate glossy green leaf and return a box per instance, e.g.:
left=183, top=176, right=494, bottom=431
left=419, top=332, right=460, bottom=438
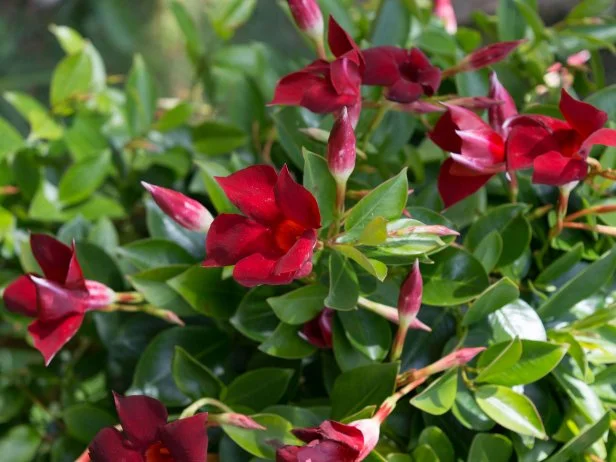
left=126, top=54, right=157, bottom=136
left=472, top=231, right=503, bottom=273
left=0, top=117, right=24, bottom=159
left=545, top=412, right=610, bottom=462
left=4, top=91, right=63, bottom=140
left=172, top=346, right=225, bottom=400
left=325, top=252, right=359, bottom=311
left=116, top=238, right=194, bottom=270
left=192, top=121, right=247, bottom=155
left=58, top=150, right=111, bottom=206
left=50, top=50, right=93, bottom=110
left=258, top=323, right=317, bottom=359
left=422, top=247, right=489, bottom=306
left=498, top=0, right=533, bottom=41
left=128, top=265, right=195, bottom=316
left=411, top=369, right=458, bottom=415
left=475, top=385, right=546, bottom=439
left=358, top=216, right=389, bottom=246
left=476, top=337, right=523, bottom=383
left=194, top=160, right=236, bottom=214
left=334, top=245, right=388, bottom=281
left=222, top=413, right=298, bottom=459
left=205, top=0, right=257, bottom=40
left=339, top=309, right=391, bottom=361
left=489, top=299, right=547, bottom=342
left=463, top=278, right=520, bottom=326
left=452, top=379, right=495, bottom=431
left=0, top=388, right=26, bottom=424
left=567, top=0, right=613, bottom=20
left=370, top=0, right=411, bottom=47
left=223, top=368, right=294, bottom=411
left=411, top=445, right=439, bottom=462
left=267, top=284, right=327, bottom=325
left=231, top=286, right=280, bottom=342
left=332, top=315, right=375, bottom=371
left=49, top=25, right=86, bottom=54
left=63, top=404, right=115, bottom=444
left=0, top=426, right=41, bottom=462
left=467, top=434, right=513, bottom=462
left=535, top=242, right=584, bottom=285
left=418, top=427, right=454, bottom=462
left=303, top=149, right=337, bottom=227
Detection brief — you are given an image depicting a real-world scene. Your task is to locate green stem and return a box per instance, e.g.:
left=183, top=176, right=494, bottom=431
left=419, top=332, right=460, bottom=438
left=181, top=398, right=233, bottom=419
left=362, top=102, right=389, bottom=150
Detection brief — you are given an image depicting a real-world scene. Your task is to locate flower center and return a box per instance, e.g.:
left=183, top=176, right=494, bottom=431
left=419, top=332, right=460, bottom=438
left=274, top=219, right=305, bottom=253
left=145, top=442, right=174, bottom=462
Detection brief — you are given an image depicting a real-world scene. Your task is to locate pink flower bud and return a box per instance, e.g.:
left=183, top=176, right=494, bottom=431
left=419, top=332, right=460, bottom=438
left=349, top=418, right=380, bottom=460
left=397, top=260, right=422, bottom=326
left=445, top=40, right=524, bottom=76
left=142, top=182, right=213, bottom=232
left=426, top=347, right=486, bottom=375
left=327, top=107, right=356, bottom=185
left=434, top=0, right=457, bottom=34
left=216, top=413, right=266, bottom=431
left=84, top=280, right=116, bottom=310
left=288, top=0, right=324, bottom=37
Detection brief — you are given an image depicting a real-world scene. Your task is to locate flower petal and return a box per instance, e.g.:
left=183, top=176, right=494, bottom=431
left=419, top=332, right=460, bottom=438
left=362, top=46, right=405, bottom=86
left=438, top=158, right=493, bottom=208
left=30, top=234, right=73, bottom=284
left=276, top=445, right=302, bottom=462
left=406, top=48, right=442, bottom=96
left=28, top=314, right=84, bottom=366
left=301, top=79, right=356, bottom=113
left=64, top=245, right=86, bottom=290
left=274, top=166, right=321, bottom=229
left=329, top=57, right=361, bottom=98
left=274, top=229, right=317, bottom=275
left=317, top=420, right=365, bottom=452
left=296, top=440, right=359, bottom=462
left=271, top=71, right=325, bottom=107
left=328, top=16, right=362, bottom=65
left=488, top=72, right=517, bottom=134
left=455, top=127, right=505, bottom=167
left=30, top=276, right=86, bottom=321
left=559, top=89, right=607, bottom=139
left=3, top=275, right=38, bottom=317
left=532, top=151, right=588, bottom=185
left=386, top=79, right=423, bottom=104
left=580, top=127, right=616, bottom=156
left=216, top=165, right=280, bottom=224
left=205, top=214, right=274, bottom=267
left=505, top=116, right=558, bottom=171
left=233, top=254, right=296, bottom=287
left=113, top=393, right=168, bottom=449
left=160, top=413, right=208, bottom=462
left=89, top=427, right=142, bottom=462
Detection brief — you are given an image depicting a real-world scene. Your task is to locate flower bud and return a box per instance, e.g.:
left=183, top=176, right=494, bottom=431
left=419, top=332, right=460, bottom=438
left=397, top=260, right=423, bottom=326
left=300, top=308, right=334, bottom=349
left=142, top=182, right=213, bottom=232
left=349, top=418, right=380, bottom=460
left=288, top=0, right=324, bottom=39
left=434, top=0, right=457, bottom=34
left=212, top=412, right=266, bottom=431
left=425, top=347, right=486, bottom=375
left=327, top=107, right=356, bottom=185
left=84, top=280, right=116, bottom=310
left=444, top=40, right=524, bottom=76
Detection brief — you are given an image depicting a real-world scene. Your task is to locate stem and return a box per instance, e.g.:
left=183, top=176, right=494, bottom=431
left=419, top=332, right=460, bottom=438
left=562, top=222, right=616, bottom=237
left=114, top=292, right=145, bottom=304
left=565, top=204, right=616, bottom=222
left=180, top=398, right=233, bottom=419
left=390, top=321, right=409, bottom=362
left=103, top=304, right=184, bottom=326
left=315, top=37, right=327, bottom=61
left=548, top=185, right=573, bottom=240
left=362, top=102, right=389, bottom=150
left=358, top=297, right=399, bottom=323
left=508, top=171, right=519, bottom=203
left=373, top=377, right=426, bottom=424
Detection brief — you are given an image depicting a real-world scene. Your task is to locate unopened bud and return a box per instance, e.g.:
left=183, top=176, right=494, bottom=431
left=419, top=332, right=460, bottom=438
left=142, top=182, right=213, bottom=232
left=434, top=0, right=457, bottom=34
left=425, top=347, right=486, bottom=375
left=391, top=261, right=423, bottom=361
left=288, top=0, right=324, bottom=40
left=327, top=107, right=356, bottom=186
left=300, top=308, right=334, bottom=349
left=84, top=280, right=116, bottom=311
left=444, top=40, right=524, bottom=77
left=212, top=412, right=266, bottom=431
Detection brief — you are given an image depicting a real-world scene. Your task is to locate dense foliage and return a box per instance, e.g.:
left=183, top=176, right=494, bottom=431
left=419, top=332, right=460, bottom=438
left=1, top=0, right=616, bottom=461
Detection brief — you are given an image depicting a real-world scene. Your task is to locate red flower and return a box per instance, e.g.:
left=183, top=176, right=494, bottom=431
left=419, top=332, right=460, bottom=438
left=2, top=234, right=115, bottom=365
left=430, top=73, right=517, bottom=207
left=270, top=17, right=363, bottom=116
left=89, top=393, right=208, bottom=462
left=277, top=418, right=380, bottom=462
left=362, top=47, right=441, bottom=103
left=204, top=165, right=321, bottom=287
left=507, top=89, right=616, bottom=185
left=300, top=308, right=334, bottom=349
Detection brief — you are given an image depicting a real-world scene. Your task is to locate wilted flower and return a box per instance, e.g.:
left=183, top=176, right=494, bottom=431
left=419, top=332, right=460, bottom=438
left=300, top=308, right=334, bottom=349
left=205, top=165, right=321, bottom=287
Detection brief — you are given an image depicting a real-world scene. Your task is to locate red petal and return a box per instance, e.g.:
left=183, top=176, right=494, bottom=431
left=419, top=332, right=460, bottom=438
left=328, top=16, right=362, bottom=64
left=430, top=112, right=462, bottom=153
left=233, top=254, right=296, bottom=287
left=455, top=127, right=505, bottom=168
left=505, top=117, right=558, bottom=171
left=89, top=428, right=142, bottom=462
left=300, top=309, right=333, bottom=349
left=30, top=234, right=73, bottom=284
left=64, top=247, right=86, bottom=290
left=113, top=393, right=168, bottom=449
left=464, top=40, right=524, bottom=72
left=160, top=414, right=208, bottom=462
left=488, top=72, right=517, bottom=134
left=580, top=127, right=616, bottom=156
left=28, top=314, right=84, bottom=366
left=438, top=158, right=493, bottom=208
left=447, top=104, right=490, bottom=132
left=301, top=79, right=356, bottom=113
left=274, top=166, right=321, bottom=229
left=386, top=79, right=423, bottom=104
left=205, top=214, right=274, bottom=267
left=274, top=229, right=317, bottom=275
left=296, top=440, right=359, bottom=462
left=276, top=445, right=302, bottom=462
left=406, top=48, right=442, bottom=96
left=317, top=421, right=364, bottom=452
left=559, top=89, right=607, bottom=139
left=271, top=71, right=324, bottom=107
left=532, top=151, right=588, bottom=185
left=216, top=165, right=280, bottom=224
left=362, top=47, right=405, bottom=86
left=329, top=57, right=361, bottom=98
left=30, top=276, right=87, bottom=321
left=3, top=275, right=38, bottom=317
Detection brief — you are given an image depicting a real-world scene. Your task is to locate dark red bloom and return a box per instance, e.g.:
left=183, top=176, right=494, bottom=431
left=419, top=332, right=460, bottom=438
left=507, top=89, right=616, bottom=185
left=204, top=165, right=321, bottom=287
left=300, top=308, right=334, bottom=349
left=2, top=234, right=115, bottom=365
left=430, top=73, right=517, bottom=207
left=277, top=419, right=379, bottom=462
left=89, top=393, right=208, bottom=462
left=270, top=17, right=363, bottom=116
left=362, top=47, right=441, bottom=103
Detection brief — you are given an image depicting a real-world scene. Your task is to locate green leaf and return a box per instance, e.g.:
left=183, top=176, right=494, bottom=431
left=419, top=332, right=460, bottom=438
left=222, top=414, right=298, bottom=459
left=231, top=286, right=280, bottom=342
left=586, top=84, right=616, bottom=120
left=410, top=369, right=458, bottom=415
left=411, top=445, right=439, bottom=462
left=331, top=363, right=398, bottom=419
left=467, top=434, right=513, bottom=462
left=567, top=0, right=613, bottom=20
left=422, top=247, right=489, bottom=306
left=75, top=241, right=124, bottom=289
left=339, top=309, right=391, bottom=361
left=370, top=0, right=411, bottom=47
left=475, top=385, right=546, bottom=439
left=128, top=265, right=195, bottom=316
left=155, top=102, right=193, bottom=132
left=194, top=160, right=236, bottom=214
left=4, top=91, right=63, bottom=140
left=50, top=50, right=93, bottom=110
left=535, top=242, right=584, bottom=285
left=418, top=427, right=454, bottom=462
left=545, top=413, right=610, bottom=462
left=130, top=326, right=229, bottom=406
left=126, top=54, right=157, bottom=136
left=514, top=0, right=546, bottom=40
left=489, top=299, right=547, bottom=342
left=463, top=278, right=520, bottom=326
left=168, top=265, right=241, bottom=319
left=192, top=121, right=247, bottom=155
left=478, top=340, right=568, bottom=386
left=267, top=284, right=326, bottom=325
left=205, top=0, right=257, bottom=40
left=223, top=368, right=294, bottom=411
left=358, top=216, right=389, bottom=246
left=172, top=347, right=225, bottom=400
left=0, top=117, right=24, bottom=159
left=334, top=245, right=388, bottom=281
left=476, top=337, right=523, bottom=383
left=88, top=217, right=119, bottom=252
left=497, top=0, right=533, bottom=41
left=332, top=314, right=375, bottom=371
left=325, top=252, right=359, bottom=311
left=0, top=388, right=26, bottom=424
left=170, top=0, right=205, bottom=57
left=58, top=151, right=111, bottom=206
left=63, top=404, right=115, bottom=444
left=417, top=28, right=458, bottom=57
left=0, top=426, right=41, bottom=462
left=258, top=323, right=317, bottom=359
left=303, top=149, right=337, bottom=228
left=538, top=247, right=616, bottom=321
left=116, top=238, right=194, bottom=271
left=49, top=25, right=86, bottom=54
left=452, top=380, right=495, bottom=431
left=345, top=169, right=408, bottom=233
left=472, top=230, right=503, bottom=273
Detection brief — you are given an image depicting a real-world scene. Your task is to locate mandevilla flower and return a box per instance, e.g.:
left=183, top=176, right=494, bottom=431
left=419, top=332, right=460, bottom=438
left=362, top=46, right=441, bottom=104
left=300, top=308, right=334, bottom=349
left=507, top=89, right=616, bottom=185
left=277, top=418, right=380, bottom=462
left=205, top=165, right=321, bottom=287
left=430, top=72, right=517, bottom=207
left=271, top=16, right=363, bottom=117
left=89, top=393, right=208, bottom=462
left=2, top=234, right=116, bottom=365
left=142, top=182, right=214, bottom=232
